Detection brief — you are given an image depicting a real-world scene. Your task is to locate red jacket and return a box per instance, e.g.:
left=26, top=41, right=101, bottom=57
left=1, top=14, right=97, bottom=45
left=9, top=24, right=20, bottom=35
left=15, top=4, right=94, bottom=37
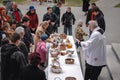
left=27, top=12, right=39, bottom=30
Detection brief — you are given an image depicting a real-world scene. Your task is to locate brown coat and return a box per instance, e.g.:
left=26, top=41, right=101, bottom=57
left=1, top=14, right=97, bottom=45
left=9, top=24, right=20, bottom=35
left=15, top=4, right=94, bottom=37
left=75, top=26, right=87, bottom=41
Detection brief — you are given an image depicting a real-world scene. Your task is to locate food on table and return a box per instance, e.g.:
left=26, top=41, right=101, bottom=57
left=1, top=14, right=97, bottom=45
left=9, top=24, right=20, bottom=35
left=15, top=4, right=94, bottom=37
left=50, top=49, right=59, bottom=57
left=51, top=61, right=62, bottom=73
left=60, top=43, right=66, bottom=50
left=59, top=34, right=67, bottom=39
left=65, top=58, right=75, bottom=64
left=66, top=50, right=74, bottom=57
left=65, top=77, right=76, bottom=80
left=66, top=38, right=70, bottom=43
left=67, top=43, right=72, bottom=48
left=60, top=51, right=66, bottom=56
left=51, top=43, right=58, bottom=48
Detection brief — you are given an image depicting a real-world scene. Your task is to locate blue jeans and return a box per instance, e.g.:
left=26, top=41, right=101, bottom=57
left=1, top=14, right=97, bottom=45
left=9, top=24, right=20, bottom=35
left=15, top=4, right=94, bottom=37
left=64, top=25, right=72, bottom=35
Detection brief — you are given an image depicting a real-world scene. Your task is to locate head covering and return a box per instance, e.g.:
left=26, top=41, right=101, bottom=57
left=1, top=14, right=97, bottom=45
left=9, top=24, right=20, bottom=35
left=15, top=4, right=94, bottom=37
left=29, top=6, right=35, bottom=10
left=41, top=34, right=48, bottom=41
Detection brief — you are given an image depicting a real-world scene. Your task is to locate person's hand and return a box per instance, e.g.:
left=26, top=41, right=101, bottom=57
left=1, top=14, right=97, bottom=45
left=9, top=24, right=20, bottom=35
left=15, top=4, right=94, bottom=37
left=30, top=43, right=33, bottom=47
left=48, top=20, right=51, bottom=23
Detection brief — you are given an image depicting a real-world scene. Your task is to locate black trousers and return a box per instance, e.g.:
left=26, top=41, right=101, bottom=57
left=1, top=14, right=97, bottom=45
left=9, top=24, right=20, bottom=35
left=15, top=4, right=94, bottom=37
left=84, top=63, right=103, bottom=80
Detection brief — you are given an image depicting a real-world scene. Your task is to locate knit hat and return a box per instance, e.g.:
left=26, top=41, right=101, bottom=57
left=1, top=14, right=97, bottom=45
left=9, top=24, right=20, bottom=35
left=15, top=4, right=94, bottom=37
left=29, top=6, right=35, bottom=10
left=41, top=34, right=48, bottom=41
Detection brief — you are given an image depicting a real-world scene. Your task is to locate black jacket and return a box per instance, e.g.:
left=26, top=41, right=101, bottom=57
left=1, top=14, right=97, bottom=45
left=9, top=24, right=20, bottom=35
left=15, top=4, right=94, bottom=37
left=18, top=41, right=29, bottom=63
left=43, top=13, right=57, bottom=22
left=61, top=12, right=76, bottom=26
left=94, top=13, right=106, bottom=32
left=1, top=44, right=27, bottom=80
left=19, top=64, right=46, bottom=80
left=86, top=8, right=93, bottom=24
left=43, top=13, right=58, bottom=35
left=21, top=25, right=34, bottom=47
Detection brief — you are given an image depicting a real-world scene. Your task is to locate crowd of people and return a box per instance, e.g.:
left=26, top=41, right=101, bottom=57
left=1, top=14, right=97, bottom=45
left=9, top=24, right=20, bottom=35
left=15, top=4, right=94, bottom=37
left=0, top=1, right=106, bottom=80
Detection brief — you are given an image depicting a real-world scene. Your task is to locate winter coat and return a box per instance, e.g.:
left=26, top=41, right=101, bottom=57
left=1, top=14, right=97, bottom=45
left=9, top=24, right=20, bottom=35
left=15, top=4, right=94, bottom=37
left=1, top=44, right=27, bottom=80
left=52, top=5, right=60, bottom=26
left=36, top=41, right=47, bottom=63
left=43, top=13, right=58, bottom=35
left=7, top=8, right=22, bottom=23
left=21, top=25, right=34, bottom=49
left=52, top=5, right=60, bottom=17
left=94, top=13, right=106, bottom=32
left=61, top=12, right=76, bottom=26
left=86, top=8, right=95, bottom=24
left=82, top=0, right=90, bottom=12
left=26, top=11, right=39, bottom=30
left=19, top=64, right=46, bottom=80
left=18, top=41, right=29, bottom=63
left=75, top=26, right=87, bottom=41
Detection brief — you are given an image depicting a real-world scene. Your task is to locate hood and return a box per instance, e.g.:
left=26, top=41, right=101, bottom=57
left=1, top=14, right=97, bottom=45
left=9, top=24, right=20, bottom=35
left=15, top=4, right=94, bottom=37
left=1, top=44, right=19, bottom=56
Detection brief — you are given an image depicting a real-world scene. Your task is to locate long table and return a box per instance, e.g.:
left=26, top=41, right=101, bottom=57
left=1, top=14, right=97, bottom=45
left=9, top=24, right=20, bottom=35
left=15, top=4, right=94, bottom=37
left=47, top=36, right=84, bottom=80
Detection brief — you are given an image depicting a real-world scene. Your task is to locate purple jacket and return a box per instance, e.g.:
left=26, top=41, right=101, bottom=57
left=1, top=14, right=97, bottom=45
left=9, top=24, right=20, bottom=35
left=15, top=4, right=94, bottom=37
left=36, top=41, right=47, bottom=63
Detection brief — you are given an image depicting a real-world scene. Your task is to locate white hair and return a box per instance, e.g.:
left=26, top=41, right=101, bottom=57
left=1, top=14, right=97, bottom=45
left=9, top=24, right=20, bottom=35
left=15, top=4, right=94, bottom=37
left=88, top=20, right=98, bottom=28
left=15, top=27, right=24, bottom=34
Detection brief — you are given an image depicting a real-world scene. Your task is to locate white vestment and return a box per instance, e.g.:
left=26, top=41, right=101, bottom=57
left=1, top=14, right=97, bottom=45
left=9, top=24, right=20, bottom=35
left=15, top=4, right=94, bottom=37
left=81, top=27, right=106, bottom=66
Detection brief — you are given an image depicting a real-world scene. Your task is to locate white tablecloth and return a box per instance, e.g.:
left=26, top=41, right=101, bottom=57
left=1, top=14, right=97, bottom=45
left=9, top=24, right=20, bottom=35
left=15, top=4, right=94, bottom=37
left=47, top=36, right=84, bottom=80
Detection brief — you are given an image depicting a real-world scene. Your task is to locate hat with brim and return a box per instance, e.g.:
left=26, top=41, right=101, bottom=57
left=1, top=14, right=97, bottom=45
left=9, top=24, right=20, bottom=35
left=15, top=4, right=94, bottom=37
left=29, top=6, right=35, bottom=10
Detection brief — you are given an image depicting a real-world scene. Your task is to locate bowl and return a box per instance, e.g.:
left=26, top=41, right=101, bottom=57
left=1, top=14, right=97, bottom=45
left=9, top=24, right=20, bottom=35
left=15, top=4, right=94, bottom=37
left=65, top=58, right=75, bottom=64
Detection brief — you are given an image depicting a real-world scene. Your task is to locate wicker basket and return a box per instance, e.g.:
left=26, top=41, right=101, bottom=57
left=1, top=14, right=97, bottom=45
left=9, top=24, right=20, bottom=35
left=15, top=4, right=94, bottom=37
left=60, top=43, right=66, bottom=50
left=65, top=58, right=74, bottom=64
left=51, top=61, right=62, bottom=73
left=59, top=34, right=67, bottom=39
left=65, top=77, right=76, bottom=80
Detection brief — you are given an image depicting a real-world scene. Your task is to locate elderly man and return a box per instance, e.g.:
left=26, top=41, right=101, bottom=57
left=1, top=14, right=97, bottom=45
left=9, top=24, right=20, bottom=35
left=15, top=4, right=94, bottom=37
left=80, top=20, right=106, bottom=80
left=7, top=2, right=22, bottom=26
left=15, top=27, right=29, bottom=63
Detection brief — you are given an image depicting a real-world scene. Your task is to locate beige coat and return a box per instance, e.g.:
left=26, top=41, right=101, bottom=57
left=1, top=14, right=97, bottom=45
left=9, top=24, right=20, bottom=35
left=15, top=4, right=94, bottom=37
left=34, top=26, right=45, bottom=49
left=75, top=26, right=87, bottom=41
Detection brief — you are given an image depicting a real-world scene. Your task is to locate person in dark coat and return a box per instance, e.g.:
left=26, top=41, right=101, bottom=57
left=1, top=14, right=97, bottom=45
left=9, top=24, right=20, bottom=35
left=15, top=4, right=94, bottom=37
left=86, top=3, right=96, bottom=35
left=52, top=2, right=62, bottom=32
left=19, top=52, right=46, bottom=80
left=43, top=7, right=58, bottom=35
left=1, top=32, right=27, bottom=80
left=26, top=6, right=39, bottom=33
left=61, top=7, right=76, bottom=35
left=82, top=0, right=90, bottom=16
left=93, top=7, right=106, bottom=32
left=21, top=16, right=34, bottom=52
left=86, top=3, right=96, bottom=25
left=15, top=26, right=29, bottom=63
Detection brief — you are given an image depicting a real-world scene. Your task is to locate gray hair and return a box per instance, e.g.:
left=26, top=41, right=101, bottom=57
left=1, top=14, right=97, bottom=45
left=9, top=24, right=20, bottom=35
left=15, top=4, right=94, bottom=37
left=15, top=27, right=24, bottom=34
left=88, top=20, right=98, bottom=28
